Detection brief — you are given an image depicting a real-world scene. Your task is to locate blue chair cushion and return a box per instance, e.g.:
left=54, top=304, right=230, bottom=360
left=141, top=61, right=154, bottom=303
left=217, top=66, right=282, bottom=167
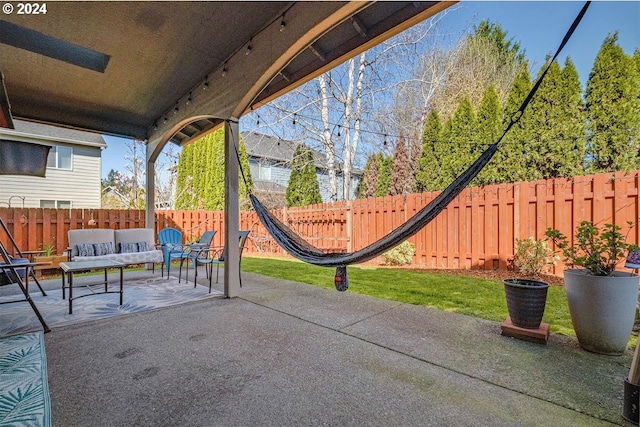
left=0, top=257, right=29, bottom=285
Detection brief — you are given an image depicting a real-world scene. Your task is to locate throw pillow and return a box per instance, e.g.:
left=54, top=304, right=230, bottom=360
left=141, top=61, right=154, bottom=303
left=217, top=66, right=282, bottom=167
left=120, top=242, right=138, bottom=253
left=94, top=242, right=114, bottom=256
left=77, top=243, right=95, bottom=257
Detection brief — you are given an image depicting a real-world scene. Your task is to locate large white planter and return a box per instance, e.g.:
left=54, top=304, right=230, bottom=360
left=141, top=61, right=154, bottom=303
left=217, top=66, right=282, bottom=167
left=564, top=268, right=640, bottom=355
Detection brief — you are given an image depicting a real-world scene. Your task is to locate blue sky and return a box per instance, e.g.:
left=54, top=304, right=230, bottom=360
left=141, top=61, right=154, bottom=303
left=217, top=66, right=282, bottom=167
left=101, top=1, right=639, bottom=179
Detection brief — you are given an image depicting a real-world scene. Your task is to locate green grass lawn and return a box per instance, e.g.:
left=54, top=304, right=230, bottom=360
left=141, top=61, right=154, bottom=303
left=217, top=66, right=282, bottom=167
left=242, top=256, right=576, bottom=337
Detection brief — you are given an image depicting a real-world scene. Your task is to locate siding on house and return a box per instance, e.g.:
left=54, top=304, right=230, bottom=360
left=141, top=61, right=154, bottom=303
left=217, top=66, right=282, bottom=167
left=0, top=120, right=106, bottom=208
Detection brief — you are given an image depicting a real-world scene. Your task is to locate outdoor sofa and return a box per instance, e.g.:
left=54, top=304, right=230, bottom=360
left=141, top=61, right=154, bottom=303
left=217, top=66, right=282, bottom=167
left=67, top=228, right=164, bottom=273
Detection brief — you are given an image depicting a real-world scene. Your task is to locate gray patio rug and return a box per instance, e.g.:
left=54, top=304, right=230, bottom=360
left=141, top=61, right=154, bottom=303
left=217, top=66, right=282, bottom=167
left=0, top=276, right=222, bottom=337
left=0, top=331, right=51, bottom=427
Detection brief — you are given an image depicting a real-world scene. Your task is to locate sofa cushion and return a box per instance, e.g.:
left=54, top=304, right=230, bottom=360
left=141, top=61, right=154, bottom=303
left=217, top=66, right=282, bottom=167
left=73, top=250, right=163, bottom=264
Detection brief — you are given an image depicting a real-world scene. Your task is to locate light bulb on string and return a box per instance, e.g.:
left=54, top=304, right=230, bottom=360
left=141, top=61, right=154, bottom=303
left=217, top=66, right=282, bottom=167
left=292, top=113, right=297, bottom=126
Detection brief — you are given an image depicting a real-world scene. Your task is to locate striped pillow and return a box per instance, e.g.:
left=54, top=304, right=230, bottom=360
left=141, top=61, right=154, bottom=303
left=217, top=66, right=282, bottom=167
left=120, top=242, right=150, bottom=253
left=77, top=243, right=95, bottom=257
left=94, top=242, right=114, bottom=256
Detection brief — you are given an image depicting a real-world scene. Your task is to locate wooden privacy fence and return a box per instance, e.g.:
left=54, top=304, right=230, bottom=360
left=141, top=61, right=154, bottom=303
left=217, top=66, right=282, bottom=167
left=1, top=170, right=638, bottom=275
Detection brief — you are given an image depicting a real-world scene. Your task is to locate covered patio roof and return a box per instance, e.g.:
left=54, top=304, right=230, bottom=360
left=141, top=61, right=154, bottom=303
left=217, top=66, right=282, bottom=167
left=1, top=1, right=449, bottom=146
left=0, top=1, right=452, bottom=297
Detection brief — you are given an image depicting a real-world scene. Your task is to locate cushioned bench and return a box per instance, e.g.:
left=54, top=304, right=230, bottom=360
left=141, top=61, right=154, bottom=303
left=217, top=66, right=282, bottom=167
left=67, top=228, right=164, bottom=273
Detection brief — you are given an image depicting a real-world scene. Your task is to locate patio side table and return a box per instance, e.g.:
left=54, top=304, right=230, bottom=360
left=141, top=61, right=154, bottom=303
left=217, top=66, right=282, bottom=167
left=60, top=260, right=124, bottom=314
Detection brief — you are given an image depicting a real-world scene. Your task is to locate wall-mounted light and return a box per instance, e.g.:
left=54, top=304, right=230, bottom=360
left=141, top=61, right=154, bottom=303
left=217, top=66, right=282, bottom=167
left=246, top=39, right=253, bottom=55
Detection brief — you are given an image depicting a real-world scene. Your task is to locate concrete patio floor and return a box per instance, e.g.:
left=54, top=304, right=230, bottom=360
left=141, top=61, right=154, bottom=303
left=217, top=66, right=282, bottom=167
left=21, top=268, right=638, bottom=426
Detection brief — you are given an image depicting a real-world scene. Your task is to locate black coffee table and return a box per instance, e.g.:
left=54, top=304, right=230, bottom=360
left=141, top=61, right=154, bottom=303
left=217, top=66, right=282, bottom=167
left=60, top=260, right=124, bottom=314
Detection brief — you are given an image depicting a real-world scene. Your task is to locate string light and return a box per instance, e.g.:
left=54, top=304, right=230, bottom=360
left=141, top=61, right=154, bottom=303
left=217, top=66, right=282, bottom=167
left=186, top=92, right=192, bottom=105
left=246, top=39, right=253, bottom=55
left=174, top=102, right=179, bottom=114
left=337, top=125, right=341, bottom=137
left=292, top=113, right=297, bottom=125
left=203, top=75, right=209, bottom=90
left=222, top=62, right=228, bottom=77
left=280, top=14, right=286, bottom=32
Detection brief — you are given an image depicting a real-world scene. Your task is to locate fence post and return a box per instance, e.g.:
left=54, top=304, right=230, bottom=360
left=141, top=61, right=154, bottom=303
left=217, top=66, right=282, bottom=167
left=346, top=200, right=352, bottom=252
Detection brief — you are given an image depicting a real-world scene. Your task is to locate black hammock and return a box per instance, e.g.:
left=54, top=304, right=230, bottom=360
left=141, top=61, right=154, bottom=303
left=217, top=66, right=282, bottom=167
left=242, top=2, right=590, bottom=290
left=250, top=142, right=497, bottom=268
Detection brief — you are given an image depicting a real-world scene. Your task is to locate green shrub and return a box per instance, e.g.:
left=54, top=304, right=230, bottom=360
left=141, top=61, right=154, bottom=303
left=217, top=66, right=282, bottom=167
left=381, top=241, right=415, bottom=266
left=513, top=237, right=557, bottom=277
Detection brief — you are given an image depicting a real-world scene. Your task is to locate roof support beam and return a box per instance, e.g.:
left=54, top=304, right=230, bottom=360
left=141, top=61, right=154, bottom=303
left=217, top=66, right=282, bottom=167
left=309, top=44, right=327, bottom=62
left=351, top=15, right=368, bottom=38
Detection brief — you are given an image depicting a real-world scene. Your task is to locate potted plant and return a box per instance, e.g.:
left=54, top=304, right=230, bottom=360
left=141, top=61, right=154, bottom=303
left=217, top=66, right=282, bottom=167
left=545, top=221, right=639, bottom=355
left=503, top=237, right=555, bottom=329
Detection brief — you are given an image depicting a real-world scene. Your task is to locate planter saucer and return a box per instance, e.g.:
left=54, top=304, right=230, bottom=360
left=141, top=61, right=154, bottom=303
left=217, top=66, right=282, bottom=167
left=501, top=316, right=550, bottom=345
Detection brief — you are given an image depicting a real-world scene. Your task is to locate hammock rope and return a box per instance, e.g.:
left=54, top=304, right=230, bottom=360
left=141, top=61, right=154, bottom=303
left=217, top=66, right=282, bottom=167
left=232, top=1, right=590, bottom=290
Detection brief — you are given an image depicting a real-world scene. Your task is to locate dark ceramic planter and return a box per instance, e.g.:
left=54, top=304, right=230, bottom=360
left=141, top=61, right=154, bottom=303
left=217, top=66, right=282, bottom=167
left=503, top=278, right=549, bottom=329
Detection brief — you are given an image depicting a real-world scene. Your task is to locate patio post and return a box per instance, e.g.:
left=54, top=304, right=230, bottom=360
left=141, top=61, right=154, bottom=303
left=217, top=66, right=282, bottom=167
left=224, top=119, right=240, bottom=298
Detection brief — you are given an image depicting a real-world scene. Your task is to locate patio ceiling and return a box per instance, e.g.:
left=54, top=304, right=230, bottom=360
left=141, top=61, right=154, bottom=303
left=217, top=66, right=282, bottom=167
left=0, top=1, right=450, bottom=147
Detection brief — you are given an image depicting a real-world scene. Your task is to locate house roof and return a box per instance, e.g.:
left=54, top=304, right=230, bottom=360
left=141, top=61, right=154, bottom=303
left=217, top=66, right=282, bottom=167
left=242, top=131, right=362, bottom=176
left=1, top=119, right=106, bottom=148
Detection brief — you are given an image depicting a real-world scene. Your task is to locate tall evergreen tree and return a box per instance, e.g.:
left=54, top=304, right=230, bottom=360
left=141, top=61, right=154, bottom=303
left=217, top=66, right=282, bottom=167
left=501, top=62, right=534, bottom=182
left=389, top=135, right=411, bottom=195
left=175, top=129, right=252, bottom=210
left=473, top=85, right=503, bottom=185
left=286, top=145, right=322, bottom=207
left=436, top=96, right=476, bottom=190
left=557, top=57, right=586, bottom=176
left=526, top=59, right=584, bottom=179
left=175, top=142, right=196, bottom=209
left=416, top=109, right=443, bottom=192
left=374, top=153, right=392, bottom=197
left=586, top=32, right=640, bottom=172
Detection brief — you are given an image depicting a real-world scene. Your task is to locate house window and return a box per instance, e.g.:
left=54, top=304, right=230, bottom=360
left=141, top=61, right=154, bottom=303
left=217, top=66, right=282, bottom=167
left=47, top=146, right=73, bottom=170
left=40, top=200, right=72, bottom=209
left=250, top=161, right=271, bottom=181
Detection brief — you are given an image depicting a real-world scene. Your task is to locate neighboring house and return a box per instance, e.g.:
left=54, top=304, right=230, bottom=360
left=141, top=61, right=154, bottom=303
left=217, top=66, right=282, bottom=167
left=0, top=120, right=106, bottom=209
left=242, top=132, right=361, bottom=206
